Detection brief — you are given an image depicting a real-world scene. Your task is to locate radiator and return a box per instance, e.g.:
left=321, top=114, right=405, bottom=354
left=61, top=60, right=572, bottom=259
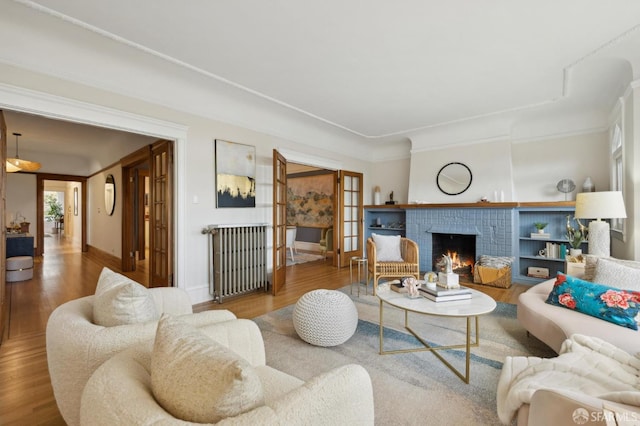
left=203, top=224, right=269, bottom=303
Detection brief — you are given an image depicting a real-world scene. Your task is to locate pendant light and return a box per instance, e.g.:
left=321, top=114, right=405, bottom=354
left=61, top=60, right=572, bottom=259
left=6, top=132, right=41, bottom=172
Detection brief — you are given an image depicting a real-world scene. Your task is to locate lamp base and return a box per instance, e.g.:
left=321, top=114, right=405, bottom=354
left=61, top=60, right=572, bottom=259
left=588, top=220, right=610, bottom=258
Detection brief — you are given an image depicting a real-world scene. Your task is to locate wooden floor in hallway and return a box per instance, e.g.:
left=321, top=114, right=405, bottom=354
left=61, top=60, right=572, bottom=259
left=0, top=234, right=528, bottom=424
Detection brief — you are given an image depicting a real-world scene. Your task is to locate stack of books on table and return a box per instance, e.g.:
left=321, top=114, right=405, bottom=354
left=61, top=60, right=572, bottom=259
left=418, top=285, right=472, bottom=302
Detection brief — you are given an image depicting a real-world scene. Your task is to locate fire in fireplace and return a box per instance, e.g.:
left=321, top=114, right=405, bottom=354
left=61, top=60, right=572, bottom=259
left=432, top=233, right=476, bottom=280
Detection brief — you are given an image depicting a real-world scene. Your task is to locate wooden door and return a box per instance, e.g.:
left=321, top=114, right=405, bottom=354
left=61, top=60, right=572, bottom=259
left=121, top=166, right=138, bottom=271
left=150, top=140, right=173, bottom=287
left=0, top=110, right=6, bottom=344
left=137, top=170, right=149, bottom=261
left=121, top=146, right=151, bottom=272
left=272, top=149, right=287, bottom=294
left=338, top=170, right=364, bottom=267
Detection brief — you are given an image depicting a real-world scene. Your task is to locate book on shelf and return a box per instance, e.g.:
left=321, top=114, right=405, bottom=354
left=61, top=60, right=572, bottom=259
left=530, top=232, right=551, bottom=239
left=541, top=242, right=567, bottom=260
left=419, top=285, right=471, bottom=297
left=421, top=292, right=472, bottom=302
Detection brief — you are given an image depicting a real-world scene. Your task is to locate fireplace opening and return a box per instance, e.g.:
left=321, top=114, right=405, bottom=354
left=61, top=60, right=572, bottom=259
left=432, top=233, right=476, bottom=281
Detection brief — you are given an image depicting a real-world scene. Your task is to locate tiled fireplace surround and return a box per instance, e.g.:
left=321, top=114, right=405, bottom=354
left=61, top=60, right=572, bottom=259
left=405, top=207, right=516, bottom=274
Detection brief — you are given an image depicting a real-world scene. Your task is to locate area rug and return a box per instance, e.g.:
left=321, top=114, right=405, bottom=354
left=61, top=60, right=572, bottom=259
left=286, top=252, right=325, bottom=266
left=253, top=286, right=555, bottom=425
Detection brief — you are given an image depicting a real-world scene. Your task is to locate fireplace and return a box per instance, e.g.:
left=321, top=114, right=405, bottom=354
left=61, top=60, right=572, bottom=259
left=432, top=233, right=476, bottom=280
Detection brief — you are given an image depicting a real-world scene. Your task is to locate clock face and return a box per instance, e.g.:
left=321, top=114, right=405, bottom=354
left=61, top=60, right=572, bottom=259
left=556, top=179, right=576, bottom=193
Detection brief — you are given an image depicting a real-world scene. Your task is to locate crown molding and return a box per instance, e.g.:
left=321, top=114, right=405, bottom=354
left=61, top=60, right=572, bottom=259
left=0, top=83, right=188, bottom=138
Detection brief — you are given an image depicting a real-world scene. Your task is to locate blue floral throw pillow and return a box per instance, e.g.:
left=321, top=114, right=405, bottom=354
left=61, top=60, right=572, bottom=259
left=546, top=273, right=640, bottom=330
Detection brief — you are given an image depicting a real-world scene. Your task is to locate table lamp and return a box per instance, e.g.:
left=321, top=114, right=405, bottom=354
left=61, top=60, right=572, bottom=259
left=574, top=191, right=626, bottom=257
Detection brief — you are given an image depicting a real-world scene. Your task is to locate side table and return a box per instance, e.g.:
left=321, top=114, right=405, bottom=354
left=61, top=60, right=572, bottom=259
left=350, top=257, right=368, bottom=296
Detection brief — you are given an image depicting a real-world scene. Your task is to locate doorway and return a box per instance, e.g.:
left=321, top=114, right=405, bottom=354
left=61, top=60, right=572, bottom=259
left=36, top=175, right=87, bottom=257
left=272, top=150, right=364, bottom=295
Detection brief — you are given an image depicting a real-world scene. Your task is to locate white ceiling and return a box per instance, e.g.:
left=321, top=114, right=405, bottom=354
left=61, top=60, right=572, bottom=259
left=6, top=0, right=640, bottom=155
left=3, top=109, right=156, bottom=165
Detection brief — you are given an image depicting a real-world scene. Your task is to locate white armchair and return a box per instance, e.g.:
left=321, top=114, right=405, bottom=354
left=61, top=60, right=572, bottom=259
left=46, top=287, right=236, bottom=426
left=80, top=318, right=375, bottom=425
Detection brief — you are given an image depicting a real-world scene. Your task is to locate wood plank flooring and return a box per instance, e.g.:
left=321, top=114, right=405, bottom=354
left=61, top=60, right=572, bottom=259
left=0, top=234, right=529, bottom=425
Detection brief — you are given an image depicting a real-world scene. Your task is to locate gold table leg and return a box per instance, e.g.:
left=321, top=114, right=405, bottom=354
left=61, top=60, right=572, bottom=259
left=378, top=300, right=480, bottom=384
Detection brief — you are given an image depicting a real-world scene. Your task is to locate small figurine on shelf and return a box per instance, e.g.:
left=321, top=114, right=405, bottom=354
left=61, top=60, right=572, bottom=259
left=385, top=191, right=396, bottom=205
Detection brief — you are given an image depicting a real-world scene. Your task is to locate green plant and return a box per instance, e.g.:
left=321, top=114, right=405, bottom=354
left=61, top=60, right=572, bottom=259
left=45, top=193, right=63, bottom=221
left=533, top=222, right=548, bottom=231
left=565, top=215, right=587, bottom=248
left=567, top=229, right=584, bottom=248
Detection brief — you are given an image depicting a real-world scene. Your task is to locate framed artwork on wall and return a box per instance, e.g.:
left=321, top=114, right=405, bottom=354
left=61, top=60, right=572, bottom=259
left=287, top=172, right=333, bottom=227
left=73, top=187, right=78, bottom=216
left=215, top=139, right=256, bottom=208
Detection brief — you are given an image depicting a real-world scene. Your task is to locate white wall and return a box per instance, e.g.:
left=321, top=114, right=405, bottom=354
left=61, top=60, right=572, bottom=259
left=5, top=173, right=37, bottom=241
left=512, top=132, right=609, bottom=201
left=64, top=182, right=82, bottom=247
left=88, top=167, right=122, bottom=258
left=369, top=157, right=411, bottom=205
left=408, top=139, right=514, bottom=203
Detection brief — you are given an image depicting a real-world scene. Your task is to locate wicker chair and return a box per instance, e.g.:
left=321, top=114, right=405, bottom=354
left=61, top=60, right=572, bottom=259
left=366, top=237, right=420, bottom=295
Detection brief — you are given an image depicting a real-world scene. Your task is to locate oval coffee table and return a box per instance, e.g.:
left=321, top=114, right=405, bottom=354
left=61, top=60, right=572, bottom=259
left=377, top=286, right=496, bottom=383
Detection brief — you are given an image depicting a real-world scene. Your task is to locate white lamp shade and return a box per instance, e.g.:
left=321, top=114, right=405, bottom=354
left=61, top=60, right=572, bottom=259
left=574, top=191, right=626, bottom=220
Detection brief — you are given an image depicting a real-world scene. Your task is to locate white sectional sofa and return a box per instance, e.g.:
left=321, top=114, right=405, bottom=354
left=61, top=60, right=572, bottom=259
left=505, top=256, right=640, bottom=425
left=517, top=277, right=640, bottom=355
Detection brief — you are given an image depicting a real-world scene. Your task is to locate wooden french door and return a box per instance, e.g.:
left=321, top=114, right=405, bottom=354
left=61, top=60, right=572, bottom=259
left=121, top=140, right=172, bottom=287
left=338, top=170, right=364, bottom=267
left=272, top=149, right=287, bottom=294
left=121, top=146, right=151, bottom=273
left=150, top=140, right=173, bottom=287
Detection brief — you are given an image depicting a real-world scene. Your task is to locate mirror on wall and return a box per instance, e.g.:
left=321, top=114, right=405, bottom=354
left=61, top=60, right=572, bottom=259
left=436, top=162, right=472, bottom=196
left=105, top=174, right=116, bottom=216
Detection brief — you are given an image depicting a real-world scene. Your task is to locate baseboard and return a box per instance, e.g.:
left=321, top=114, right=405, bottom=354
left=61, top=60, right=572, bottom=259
left=85, top=244, right=121, bottom=271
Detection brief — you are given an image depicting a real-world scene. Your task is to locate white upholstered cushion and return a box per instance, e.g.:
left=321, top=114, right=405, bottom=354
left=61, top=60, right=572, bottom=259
left=151, top=315, right=265, bottom=423
left=93, top=267, right=159, bottom=327
left=593, top=257, right=640, bottom=291
left=372, top=233, right=403, bottom=262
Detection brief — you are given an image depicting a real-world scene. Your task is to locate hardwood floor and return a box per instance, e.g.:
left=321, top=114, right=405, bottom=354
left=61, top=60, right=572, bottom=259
left=0, top=235, right=529, bottom=425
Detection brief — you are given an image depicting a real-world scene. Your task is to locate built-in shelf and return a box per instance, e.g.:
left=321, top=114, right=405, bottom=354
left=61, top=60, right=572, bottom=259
left=517, top=205, right=587, bottom=284
left=364, top=207, right=406, bottom=240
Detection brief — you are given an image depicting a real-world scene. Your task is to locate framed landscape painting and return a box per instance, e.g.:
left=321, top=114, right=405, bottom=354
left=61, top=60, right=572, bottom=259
left=215, top=139, right=256, bottom=208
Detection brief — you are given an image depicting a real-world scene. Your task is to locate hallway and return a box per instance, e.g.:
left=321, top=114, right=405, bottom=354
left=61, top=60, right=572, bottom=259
left=0, top=233, right=150, bottom=424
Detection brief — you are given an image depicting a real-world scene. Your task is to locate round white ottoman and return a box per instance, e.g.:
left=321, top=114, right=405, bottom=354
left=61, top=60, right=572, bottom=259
left=293, top=289, right=358, bottom=347
left=6, top=256, right=34, bottom=282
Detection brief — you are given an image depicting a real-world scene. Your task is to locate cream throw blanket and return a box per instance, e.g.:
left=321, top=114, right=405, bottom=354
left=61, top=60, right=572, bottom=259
left=497, top=334, right=640, bottom=424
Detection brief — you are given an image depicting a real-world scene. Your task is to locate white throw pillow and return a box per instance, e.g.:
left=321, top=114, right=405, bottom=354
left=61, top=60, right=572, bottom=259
left=593, top=258, right=640, bottom=292
left=372, top=233, right=404, bottom=262
left=93, top=267, right=159, bottom=327
left=151, top=315, right=265, bottom=423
